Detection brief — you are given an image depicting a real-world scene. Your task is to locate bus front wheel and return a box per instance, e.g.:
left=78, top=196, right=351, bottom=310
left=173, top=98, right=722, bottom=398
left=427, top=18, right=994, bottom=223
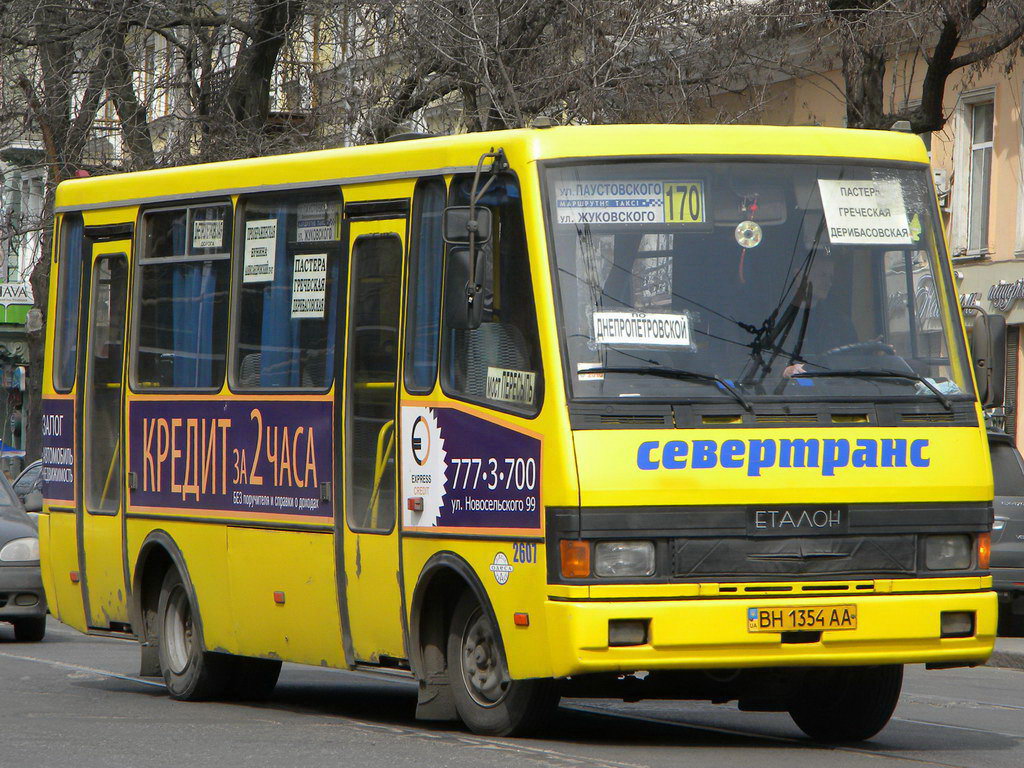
left=446, top=592, right=558, bottom=736
left=157, top=568, right=231, bottom=700
left=788, top=664, right=903, bottom=742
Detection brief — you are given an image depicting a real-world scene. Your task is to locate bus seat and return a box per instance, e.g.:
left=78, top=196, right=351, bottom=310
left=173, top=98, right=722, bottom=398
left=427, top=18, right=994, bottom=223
left=301, top=351, right=328, bottom=388
left=456, top=322, right=530, bottom=398
left=240, top=353, right=262, bottom=388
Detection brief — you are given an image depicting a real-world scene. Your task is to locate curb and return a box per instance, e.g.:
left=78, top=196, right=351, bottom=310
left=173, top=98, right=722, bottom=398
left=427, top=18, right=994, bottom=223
left=987, top=649, right=1024, bottom=671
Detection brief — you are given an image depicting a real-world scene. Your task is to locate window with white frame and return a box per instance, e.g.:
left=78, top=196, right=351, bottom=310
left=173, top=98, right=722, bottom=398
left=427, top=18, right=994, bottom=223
left=967, top=100, right=994, bottom=253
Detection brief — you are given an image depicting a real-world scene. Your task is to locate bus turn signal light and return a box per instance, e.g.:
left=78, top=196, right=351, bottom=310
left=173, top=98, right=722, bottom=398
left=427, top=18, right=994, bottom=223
left=560, top=540, right=591, bottom=578
left=978, top=533, right=991, bottom=570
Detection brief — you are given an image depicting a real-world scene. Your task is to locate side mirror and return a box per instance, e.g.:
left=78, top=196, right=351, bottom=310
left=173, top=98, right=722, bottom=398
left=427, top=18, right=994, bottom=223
left=443, top=206, right=492, bottom=245
left=971, top=311, right=1006, bottom=408
left=23, top=489, right=43, bottom=513
left=444, top=247, right=484, bottom=330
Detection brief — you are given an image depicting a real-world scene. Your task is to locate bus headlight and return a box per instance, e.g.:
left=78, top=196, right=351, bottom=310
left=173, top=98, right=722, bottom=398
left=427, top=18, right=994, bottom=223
left=925, top=534, right=971, bottom=570
left=594, top=541, right=655, bottom=577
left=0, top=537, right=40, bottom=562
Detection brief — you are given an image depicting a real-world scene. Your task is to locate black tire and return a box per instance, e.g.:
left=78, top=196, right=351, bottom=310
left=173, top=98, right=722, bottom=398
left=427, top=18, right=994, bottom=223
left=788, top=665, right=903, bottom=742
left=446, top=592, right=558, bottom=736
left=997, top=605, right=1024, bottom=637
left=13, top=617, right=46, bottom=642
left=156, top=568, right=231, bottom=700
left=226, top=656, right=282, bottom=701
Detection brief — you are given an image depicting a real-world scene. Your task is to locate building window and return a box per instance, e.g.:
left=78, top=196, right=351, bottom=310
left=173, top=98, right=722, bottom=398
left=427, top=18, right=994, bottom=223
left=967, top=100, right=993, bottom=253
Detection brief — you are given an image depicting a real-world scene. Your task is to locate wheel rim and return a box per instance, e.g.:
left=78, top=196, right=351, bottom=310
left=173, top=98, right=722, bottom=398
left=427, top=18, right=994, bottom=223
left=163, top=585, right=194, bottom=675
left=459, top=607, right=508, bottom=707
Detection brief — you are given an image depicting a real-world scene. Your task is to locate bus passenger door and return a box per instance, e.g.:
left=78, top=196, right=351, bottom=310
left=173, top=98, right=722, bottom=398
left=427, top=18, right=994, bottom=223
left=78, top=243, right=130, bottom=628
left=341, top=220, right=407, bottom=663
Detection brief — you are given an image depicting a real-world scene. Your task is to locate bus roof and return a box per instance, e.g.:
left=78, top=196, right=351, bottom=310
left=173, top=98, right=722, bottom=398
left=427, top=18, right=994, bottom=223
left=54, top=124, right=930, bottom=213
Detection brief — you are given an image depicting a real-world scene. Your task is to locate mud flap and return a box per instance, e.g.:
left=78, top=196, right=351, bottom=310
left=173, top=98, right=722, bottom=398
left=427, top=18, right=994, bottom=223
left=415, top=673, right=458, bottom=721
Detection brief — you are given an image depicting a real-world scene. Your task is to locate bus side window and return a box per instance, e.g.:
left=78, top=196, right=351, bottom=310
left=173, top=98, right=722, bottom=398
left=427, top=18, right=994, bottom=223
left=53, top=213, right=85, bottom=392
left=231, top=190, right=343, bottom=390
left=441, top=174, right=543, bottom=414
left=404, top=178, right=446, bottom=393
left=133, top=205, right=231, bottom=389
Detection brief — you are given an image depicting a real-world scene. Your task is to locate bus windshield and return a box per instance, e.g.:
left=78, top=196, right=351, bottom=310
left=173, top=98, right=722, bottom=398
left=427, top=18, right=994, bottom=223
left=545, top=160, right=971, bottom=404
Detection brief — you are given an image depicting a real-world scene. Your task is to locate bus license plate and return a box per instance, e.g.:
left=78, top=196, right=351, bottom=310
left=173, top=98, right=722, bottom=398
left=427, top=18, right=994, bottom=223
left=747, top=605, right=857, bottom=632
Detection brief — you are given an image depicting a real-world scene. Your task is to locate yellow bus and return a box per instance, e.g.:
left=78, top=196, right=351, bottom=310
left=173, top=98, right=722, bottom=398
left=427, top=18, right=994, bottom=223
left=40, top=124, right=1000, bottom=742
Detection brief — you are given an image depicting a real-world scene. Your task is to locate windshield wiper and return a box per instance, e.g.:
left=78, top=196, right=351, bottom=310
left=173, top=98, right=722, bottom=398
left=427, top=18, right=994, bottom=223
left=791, top=369, right=953, bottom=410
left=588, top=366, right=752, bottom=412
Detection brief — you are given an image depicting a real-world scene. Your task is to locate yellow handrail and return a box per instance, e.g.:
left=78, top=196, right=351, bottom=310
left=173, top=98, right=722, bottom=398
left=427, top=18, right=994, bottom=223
left=367, top=419, right=395, bottom=528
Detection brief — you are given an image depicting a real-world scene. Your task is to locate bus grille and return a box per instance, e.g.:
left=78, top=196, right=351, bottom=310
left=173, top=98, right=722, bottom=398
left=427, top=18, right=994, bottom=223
left=671, top=535, right=916, bottom=577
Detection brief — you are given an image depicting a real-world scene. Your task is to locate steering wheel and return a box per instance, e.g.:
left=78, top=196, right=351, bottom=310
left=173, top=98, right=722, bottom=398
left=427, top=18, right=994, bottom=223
left=822, top=340, right=895, bottom=357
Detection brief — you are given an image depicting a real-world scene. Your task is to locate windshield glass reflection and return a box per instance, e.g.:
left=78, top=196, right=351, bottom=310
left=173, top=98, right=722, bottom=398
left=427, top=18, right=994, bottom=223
left=546, top=161, right=970, bottom=404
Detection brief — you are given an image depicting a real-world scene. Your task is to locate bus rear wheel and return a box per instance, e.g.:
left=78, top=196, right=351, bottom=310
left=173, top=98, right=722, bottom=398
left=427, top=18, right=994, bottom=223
left=788, top=665, right=903, bottom=742
left=157, top=568, right=231, bottom=700
left=446, top=592, right=558, bottom=736
left=227, top=656, right=282, bottom=700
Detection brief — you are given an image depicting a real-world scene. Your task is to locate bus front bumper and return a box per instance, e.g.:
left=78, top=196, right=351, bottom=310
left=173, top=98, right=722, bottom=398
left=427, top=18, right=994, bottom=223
left=543, top=589, right=996, bottom=678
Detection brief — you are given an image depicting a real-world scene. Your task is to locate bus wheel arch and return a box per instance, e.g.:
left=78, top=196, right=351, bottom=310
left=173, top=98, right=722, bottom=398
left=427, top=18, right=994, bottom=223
left=131, top=533, right=202, bottom=679
left=410, top=553, right=557, bottom=735
left=409, top=553, right=502, bottom=722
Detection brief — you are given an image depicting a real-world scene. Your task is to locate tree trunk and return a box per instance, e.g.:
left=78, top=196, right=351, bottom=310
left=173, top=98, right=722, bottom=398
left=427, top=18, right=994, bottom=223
left=843, top=43, right=887, bottom=129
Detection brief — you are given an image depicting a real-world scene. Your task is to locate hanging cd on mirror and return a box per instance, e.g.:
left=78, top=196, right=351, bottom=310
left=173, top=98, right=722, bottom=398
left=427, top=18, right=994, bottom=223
left=735, top=220, right=762, bottom=248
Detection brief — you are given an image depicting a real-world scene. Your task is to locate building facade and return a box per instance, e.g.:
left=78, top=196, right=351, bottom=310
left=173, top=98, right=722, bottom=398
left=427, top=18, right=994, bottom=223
left=0, top=139, right=42, bottom=465
left=721, top=46, right=1024, bottom=444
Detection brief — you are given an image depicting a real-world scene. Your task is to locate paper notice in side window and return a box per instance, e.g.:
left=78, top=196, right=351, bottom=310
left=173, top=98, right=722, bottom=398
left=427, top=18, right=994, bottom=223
left=243, top=219, right=277, bottom=283
left=192, top=219, right=224, bottom=250
left=296, top=201, right=339, bottom=242
left=291, top=254, right=328, bottom=318
left=593, top=312, right=691, bottom=346
left=486, top=367, right=536, bottom=405
left=818, top=180, right=912, bottom=245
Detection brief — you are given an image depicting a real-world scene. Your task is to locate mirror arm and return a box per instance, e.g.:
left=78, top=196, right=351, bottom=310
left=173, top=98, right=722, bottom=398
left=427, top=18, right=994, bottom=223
left=466, top=148, right=507, bottom=303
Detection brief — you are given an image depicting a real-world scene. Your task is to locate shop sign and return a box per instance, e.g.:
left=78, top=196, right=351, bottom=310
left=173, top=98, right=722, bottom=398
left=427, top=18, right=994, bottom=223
left=988, top=279, right=1024, bottom=312
left=960, top=292, right=982, bottom=310
left=0, top=282, right=32, bottom=307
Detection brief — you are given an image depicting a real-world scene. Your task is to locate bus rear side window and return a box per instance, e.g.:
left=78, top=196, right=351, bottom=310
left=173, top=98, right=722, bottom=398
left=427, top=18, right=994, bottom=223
left=232, top=190, right=343, bottom=390
left=134, top=205, right=231, bottom=389
left=53, top=213, right=85, bottom=391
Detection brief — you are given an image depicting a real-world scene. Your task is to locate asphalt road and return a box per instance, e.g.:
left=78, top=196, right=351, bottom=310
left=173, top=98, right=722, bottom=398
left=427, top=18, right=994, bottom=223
left=1, top=618, right=1022, bottom=768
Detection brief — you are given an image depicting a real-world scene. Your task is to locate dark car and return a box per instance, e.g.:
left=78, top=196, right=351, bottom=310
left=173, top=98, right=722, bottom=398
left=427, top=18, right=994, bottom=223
left=0, top=470, right=46, bottom=641
left=989, top=431, right=1024, bottom=635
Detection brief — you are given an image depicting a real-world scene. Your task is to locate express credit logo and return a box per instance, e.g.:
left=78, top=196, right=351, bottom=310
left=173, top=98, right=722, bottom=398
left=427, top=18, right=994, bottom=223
left=410, top=415, right=431, bottom=466
left=636, top=437, right=930, bottom=477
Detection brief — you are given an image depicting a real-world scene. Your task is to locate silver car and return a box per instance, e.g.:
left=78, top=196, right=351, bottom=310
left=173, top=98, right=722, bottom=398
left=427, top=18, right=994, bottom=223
left=990, top=431, right=1024, bottom=636
left=0, top=470, right=46, bottom=641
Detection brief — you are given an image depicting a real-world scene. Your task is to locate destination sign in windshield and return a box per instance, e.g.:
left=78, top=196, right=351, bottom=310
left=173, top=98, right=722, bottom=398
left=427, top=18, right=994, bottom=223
left=554, top=180, right=704, bottom=225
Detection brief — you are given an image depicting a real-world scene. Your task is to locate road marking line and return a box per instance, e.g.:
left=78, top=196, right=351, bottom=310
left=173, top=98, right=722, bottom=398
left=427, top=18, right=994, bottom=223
left=0, top=650, right=165, bottom=688
left=904, top=691, right=1024, bottom=712
left=893, top=716, right=1024, bottom=740
left=568, top=704, right=990, bottom=768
